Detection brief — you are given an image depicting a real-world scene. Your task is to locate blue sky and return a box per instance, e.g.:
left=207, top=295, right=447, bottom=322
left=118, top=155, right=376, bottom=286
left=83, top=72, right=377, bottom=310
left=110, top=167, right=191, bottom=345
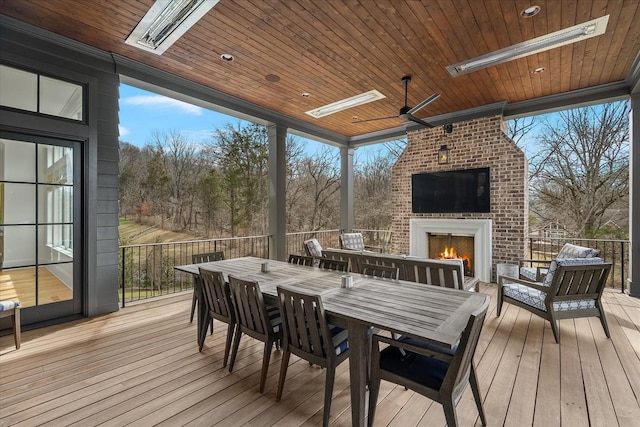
left=118, top=84, right=389, bottom=158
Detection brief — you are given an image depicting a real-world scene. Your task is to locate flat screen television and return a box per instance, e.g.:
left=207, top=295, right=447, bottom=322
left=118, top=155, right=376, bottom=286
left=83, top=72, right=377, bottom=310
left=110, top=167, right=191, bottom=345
left=412, top=167, right=490, bottom=213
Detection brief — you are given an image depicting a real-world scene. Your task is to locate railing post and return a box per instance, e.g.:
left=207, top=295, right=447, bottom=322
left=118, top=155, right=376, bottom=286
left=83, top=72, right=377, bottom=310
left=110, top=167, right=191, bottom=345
left=621, top=241, right=626, bottom=293
left=121, top=246, right=126, bottom=308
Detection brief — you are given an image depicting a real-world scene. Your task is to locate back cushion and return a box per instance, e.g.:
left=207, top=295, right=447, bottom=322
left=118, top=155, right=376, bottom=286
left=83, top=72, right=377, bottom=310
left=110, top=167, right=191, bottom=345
left=556, top=243, right=599, bottom=259
left=542, top=257, right=604, bottom=287
left=304, top=239, right=323, bottom=258
left=340, top=233, right=365, bottom=250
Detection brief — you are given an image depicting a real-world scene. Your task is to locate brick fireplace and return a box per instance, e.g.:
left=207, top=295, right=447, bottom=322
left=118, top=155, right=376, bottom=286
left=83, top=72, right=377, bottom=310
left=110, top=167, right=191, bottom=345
left=391, top=115, right=528, bottom=282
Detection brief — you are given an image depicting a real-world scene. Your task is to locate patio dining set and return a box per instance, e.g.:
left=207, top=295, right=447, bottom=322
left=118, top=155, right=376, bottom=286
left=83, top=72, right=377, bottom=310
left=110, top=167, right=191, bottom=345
left=173, top=237, right=610, bottom=426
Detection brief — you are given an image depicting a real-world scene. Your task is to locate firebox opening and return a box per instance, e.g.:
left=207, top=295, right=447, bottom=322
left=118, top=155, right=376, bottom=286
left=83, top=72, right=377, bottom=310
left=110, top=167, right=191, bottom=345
left=428, top=233, right=474, bottom=276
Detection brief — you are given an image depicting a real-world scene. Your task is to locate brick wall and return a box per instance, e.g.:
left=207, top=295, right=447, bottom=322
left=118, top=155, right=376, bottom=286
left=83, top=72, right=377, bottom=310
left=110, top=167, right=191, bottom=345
left=391, top=115, right=528, bottom=279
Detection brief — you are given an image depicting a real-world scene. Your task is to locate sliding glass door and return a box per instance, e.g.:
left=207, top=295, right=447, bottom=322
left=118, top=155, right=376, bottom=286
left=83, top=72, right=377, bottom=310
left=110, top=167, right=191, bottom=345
left=0, top=133, right=81, bottom=320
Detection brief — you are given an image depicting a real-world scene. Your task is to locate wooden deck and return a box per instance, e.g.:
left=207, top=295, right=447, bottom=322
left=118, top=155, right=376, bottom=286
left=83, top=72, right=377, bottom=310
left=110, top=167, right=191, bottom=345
left=1, top=283, right=639, bottom=426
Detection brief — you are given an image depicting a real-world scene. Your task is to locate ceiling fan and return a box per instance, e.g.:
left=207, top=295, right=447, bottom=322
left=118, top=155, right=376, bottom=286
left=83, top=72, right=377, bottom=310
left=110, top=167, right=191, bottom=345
left=353, top=76, right=440, bottom=128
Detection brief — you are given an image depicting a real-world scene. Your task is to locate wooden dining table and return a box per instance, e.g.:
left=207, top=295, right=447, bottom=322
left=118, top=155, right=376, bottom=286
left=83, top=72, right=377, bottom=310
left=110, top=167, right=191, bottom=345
left=175, top=256, right=489, bottom=427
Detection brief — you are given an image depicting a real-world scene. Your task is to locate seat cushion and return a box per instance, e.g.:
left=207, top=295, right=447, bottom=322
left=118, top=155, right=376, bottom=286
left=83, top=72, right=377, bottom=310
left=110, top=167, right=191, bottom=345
left=379, top=336, right=450, bottom=391
left=0, top=301, right=20, bottom=311
left=340, top=233, right=365, bottom=250
left=556, top=243, right=599, bottom=259
left=329, top=325, right=349, bottom=355
left=502, top=283, right=597, bottom=312
left=266, top=304, right=282, bottom=333
left=519, top=267, right=539, bottom=281
left=304, top=239, right=323, bottom=258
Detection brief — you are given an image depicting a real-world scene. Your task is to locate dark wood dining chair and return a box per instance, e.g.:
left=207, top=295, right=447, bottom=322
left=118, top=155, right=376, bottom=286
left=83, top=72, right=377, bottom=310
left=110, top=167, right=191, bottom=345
left=318, top=258, right=350, bottom=272
left=0, top=301, right=21, bottom=350
left=276, top=286, right=349, bottom=427
left=227, top=275, right=283, bottom=393
left=287, top=254, right=314, bottom=266
left=197, top=268, right=235, bottom=366
left=360, top=262, right=399, bottom=280
left=368, top=296, right=490, bottom=427
left=191, top=251, right=225, bottom=323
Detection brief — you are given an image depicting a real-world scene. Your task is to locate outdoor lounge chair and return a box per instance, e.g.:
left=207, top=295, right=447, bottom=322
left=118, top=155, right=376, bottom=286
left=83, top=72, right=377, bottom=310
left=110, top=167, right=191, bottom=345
left=499, top=257, right=611, bottom=343
left=519, top=242, right=598, bottom=281
left=339, top=232, right=382, bottom=252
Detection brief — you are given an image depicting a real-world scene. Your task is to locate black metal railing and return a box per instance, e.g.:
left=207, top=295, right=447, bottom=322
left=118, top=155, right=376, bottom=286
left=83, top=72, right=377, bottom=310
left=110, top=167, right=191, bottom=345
left=526, top=237, right=630, bottom=292
left=120, top=235, right=269, bottom=307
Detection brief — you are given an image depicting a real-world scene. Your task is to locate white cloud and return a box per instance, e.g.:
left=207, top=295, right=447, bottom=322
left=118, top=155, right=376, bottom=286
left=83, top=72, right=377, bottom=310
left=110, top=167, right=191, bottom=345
left=123, top=95, right=203, bottom=116
left=119, top=125, right=130, bottom=136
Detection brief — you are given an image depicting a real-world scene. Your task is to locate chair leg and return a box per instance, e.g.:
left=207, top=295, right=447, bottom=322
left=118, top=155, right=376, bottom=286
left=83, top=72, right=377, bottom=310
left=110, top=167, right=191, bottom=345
left=469, top=365, right=486, bottom=426
left=549, top=316, right=561, bottom=344
left=13, top=307, right=21, bottom=350
left=228, top=326, right=242, bottom=372
left=222, top=322, right=235, bottom=367
left=599, top=308, right=611, bottom=338
left=190, top=288, right=197, bottom=323
left=496, top=286, right=503, bottom=316
left=322, top=365, right=336, bottom=427
left=198, top=313, right=211, bottom=352
left=442, top=398, right=459, bottom=427
left=259, top=339, right=273, bottom=393
left=367, top=368, right=381, bottom=426
left=276, top=350, right=291, bottom=401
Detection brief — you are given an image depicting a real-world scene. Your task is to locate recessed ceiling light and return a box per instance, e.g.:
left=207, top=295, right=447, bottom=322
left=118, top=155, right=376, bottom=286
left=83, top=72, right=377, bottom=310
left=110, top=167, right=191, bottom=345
left=305, top=90, right=386, bottom=118
left=521, top=6, right=541, bottom=18
left=447, top=15, right=609, bottom=76
left=265, top=74, right=280, bottom=82
left=302, top=92, right=311, bottom=98
left=220, top=53, right=234, bottom=62
left=531, top=67, right=545, bottom=74
left=125, top=0, right=219, bottom=55
left=351, top=116, right=359, bottom=120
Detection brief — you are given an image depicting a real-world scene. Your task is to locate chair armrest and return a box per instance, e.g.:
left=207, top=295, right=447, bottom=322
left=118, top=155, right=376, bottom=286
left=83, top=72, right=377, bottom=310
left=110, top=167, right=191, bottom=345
left=498, top=275, right=549, bottom=292
left=364, top=245, right=383, bottom=253
left=519, top=259, right=552, bottom=267
left=372, top=334, right=454, bottom=363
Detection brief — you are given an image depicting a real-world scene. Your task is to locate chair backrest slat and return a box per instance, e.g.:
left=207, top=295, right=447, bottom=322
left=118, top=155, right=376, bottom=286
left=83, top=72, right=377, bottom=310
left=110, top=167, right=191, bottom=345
left=192, top=251, right=225, bottom=264
left=318, top=258, right=350, bottom=272
left=278, top=287, right=335, bottom=362
left=361, top=263, right=399, bottom=280
left=199, top=268, right=233, bottom=320
left=547, top=264, right=610, bottom=300
left=288, top=254, right=314, bottom=266
left=229, top=275, right=269, bottom=335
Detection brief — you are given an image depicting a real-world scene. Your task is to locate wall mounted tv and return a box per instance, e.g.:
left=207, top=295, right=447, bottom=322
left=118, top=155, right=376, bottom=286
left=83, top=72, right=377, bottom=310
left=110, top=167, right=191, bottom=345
left=412, top=167, right=490, bottom=213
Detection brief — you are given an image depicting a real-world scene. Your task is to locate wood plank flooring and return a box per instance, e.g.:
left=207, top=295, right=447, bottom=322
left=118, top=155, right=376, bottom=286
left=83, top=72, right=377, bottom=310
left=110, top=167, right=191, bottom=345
left=1, top=283, right=639, bottom=426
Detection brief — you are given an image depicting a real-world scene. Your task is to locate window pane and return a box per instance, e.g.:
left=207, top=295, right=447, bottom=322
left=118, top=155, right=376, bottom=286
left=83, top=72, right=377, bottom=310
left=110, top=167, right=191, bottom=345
left=39, top=224, right=73, bottom=263
left=0, top=266, right=36, bottom=308
left=38, top=184, right=73, bottom=224
left=2, top=183, right=36, bottom=224
left=0, top=138, right=36, bottom=182
left=0, top=65, right=37, bottom=112
left=1, top=225, right=36, bottom=268
left=39, top=264, right=73, bottom=305
left=38, top=145, right=73, bottom=184
left=40, top=76, right=83, bottom=121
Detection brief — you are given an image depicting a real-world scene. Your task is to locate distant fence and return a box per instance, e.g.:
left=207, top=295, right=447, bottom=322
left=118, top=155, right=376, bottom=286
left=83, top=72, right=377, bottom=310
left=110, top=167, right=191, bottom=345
left=527, top=237, right=629, bottom=292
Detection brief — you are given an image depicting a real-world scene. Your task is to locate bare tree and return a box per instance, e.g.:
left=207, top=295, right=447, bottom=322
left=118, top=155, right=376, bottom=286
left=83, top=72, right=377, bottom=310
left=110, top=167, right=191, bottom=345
left=530, top=102, right=629, bottom=237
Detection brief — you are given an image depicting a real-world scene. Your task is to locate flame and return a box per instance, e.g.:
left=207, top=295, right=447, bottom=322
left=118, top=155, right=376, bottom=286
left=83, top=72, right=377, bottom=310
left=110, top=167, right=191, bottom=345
left=438, top=246, right=472, bottom=271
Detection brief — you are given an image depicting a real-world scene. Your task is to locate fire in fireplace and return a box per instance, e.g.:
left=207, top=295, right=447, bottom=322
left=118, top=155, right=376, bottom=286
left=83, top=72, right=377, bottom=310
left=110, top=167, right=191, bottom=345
left=428, top=233, right=474, bottom=276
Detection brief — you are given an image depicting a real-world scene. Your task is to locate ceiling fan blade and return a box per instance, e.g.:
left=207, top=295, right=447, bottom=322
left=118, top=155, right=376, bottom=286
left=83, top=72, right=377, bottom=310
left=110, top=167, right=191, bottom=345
left=406, top=114, right=436, bottom=128
left=407, top=93, right=440, bottom=115
left=352, top=115, right=399, bottom=124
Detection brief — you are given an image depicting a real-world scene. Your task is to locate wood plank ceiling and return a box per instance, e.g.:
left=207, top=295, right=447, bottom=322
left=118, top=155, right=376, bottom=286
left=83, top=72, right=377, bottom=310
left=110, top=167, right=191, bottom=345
left=1, top=0, right=639, bottom=143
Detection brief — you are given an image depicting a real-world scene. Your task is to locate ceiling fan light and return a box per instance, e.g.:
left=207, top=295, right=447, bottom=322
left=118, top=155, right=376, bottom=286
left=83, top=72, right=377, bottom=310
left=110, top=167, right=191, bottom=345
left=306, top=90, right=385, bottom=118
left=125, top=0, right=219, bottom=55
left=447, top=15, right=608, bottom=76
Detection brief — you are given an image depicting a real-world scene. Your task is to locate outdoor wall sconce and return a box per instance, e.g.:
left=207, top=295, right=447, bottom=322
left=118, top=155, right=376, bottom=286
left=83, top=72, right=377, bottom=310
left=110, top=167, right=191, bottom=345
left=438, top=144, right=450, bottom=164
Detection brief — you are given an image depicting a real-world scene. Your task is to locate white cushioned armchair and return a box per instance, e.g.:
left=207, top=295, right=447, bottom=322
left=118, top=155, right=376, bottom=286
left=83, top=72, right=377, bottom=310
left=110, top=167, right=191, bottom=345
left=498, top=257, right=611, bottom=343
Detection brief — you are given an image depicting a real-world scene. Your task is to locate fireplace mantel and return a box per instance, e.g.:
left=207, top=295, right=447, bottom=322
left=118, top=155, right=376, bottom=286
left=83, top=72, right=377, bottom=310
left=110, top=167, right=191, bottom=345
left=409, top=218, right=492, bottom=282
